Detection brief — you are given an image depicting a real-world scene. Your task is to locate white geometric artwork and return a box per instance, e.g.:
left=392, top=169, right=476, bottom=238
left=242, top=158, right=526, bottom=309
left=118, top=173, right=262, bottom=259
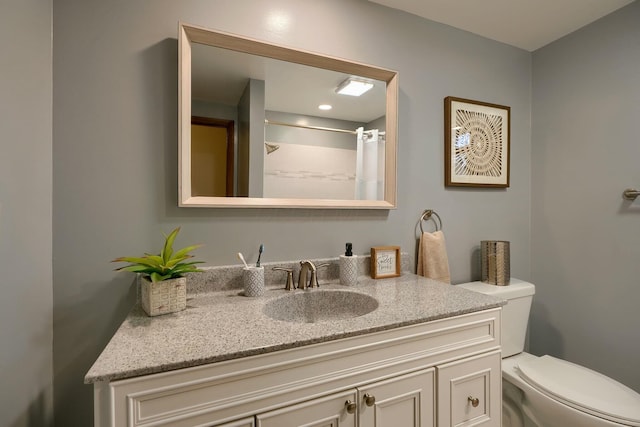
left=454, top=109, right=503, bottom=177
left=445, top=97, right=510, bottom=187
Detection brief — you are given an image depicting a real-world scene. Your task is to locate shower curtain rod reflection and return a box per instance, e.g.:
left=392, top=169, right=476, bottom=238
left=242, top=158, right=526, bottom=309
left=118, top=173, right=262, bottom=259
left=264, top=119, right=385, bottom=136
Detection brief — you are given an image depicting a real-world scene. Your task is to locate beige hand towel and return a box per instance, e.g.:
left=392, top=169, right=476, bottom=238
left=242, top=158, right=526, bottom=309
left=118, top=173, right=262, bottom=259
left=417, top=230, right=451, bottom=284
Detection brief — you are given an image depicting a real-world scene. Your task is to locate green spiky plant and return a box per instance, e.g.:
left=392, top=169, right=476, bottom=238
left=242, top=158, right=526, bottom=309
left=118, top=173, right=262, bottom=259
left=112, top=227, right=204, bottom=283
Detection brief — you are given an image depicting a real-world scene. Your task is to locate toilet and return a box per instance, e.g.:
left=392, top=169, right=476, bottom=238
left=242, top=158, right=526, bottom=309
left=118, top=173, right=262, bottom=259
left=458, top=279, right=640, bottom=427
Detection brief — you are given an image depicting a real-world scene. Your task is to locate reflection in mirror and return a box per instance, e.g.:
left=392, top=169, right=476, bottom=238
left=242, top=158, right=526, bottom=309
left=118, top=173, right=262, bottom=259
left=179, top=23, right=398, bottom=208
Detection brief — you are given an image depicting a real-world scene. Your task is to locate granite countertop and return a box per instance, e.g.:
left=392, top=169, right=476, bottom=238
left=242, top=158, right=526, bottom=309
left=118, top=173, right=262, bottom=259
left=85, top=274, right=505, bottom=384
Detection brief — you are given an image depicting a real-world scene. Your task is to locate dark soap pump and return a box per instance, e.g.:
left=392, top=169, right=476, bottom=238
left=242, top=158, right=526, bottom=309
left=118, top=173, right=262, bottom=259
left=345, top=242, right=353, bottom=257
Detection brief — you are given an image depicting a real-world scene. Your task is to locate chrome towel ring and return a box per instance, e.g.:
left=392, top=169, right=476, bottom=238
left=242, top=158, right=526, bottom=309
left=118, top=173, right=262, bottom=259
left=623, top=188, right=639, bottom=200
left=419, top=209, right=442, bottom=233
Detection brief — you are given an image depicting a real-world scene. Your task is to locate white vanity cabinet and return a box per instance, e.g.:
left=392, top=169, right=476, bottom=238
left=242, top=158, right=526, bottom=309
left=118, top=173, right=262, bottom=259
left=437, top=350, right=501, bottom=426
left=257, top=368, right=435, bottom=427
left=93, top=308, right=501, bottom=427
left=356, top=368, right=436, bottom=427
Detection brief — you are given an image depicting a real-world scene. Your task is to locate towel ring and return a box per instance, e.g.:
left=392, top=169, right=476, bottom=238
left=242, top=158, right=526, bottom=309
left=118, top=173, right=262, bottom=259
left=419, top=210, right=442, bottom=233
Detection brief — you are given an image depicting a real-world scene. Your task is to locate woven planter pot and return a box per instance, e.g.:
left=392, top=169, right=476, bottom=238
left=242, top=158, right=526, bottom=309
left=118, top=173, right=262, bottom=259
left=140, top=277, right=187, bottom=316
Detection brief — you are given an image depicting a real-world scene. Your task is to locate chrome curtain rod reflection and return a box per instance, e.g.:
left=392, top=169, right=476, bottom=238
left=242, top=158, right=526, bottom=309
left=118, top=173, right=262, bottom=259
left=264, top=119, right=385, bottom=136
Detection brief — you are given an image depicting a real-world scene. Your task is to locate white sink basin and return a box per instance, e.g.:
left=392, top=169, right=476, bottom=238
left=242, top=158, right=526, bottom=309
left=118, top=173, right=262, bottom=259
left=263, top=289, right=379, bottom=323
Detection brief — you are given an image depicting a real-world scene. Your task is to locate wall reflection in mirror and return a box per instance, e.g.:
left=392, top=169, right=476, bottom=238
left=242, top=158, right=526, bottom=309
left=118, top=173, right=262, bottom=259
left=179, top=23, right=398, bottom=208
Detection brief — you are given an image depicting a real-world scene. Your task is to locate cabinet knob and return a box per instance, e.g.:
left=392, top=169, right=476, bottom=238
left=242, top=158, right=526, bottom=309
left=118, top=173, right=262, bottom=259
left=364, top=393, right=376, bottom=407
left=345, top=400, right=357, bottom=414
left=468, top=396, right=480, bottom=407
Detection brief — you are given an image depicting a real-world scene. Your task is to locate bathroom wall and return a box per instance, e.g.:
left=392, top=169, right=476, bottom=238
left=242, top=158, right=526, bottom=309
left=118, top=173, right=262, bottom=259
left=531, top=1, right=640, bottom=391
left=0, top=0, right=53, bottom=426
left=52, top=0, right=531, bottom=425
left=263, top=112, right=363, bottom=199
left=264, top=143, right=357, bottom=199
left=244, top=79, right=266, bottom=197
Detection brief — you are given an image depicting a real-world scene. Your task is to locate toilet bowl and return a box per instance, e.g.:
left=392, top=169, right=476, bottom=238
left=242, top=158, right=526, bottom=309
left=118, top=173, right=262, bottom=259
left=458, top=279, right=640, bottom=427
left=504, top=352, right=640, bottom=427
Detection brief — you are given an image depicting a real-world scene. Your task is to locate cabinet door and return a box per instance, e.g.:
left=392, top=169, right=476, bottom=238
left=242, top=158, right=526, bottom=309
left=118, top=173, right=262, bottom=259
left=358, top=368, right=435, bottom=427
left=256, top=389, right=357, bottom=427
left=437, top=350, right=501, bottom=427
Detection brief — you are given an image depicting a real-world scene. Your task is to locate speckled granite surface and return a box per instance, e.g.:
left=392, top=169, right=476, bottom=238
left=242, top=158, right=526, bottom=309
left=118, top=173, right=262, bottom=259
left=85, top=268, right=504, bottom=384
left=183, top=253, right=413, bottom=295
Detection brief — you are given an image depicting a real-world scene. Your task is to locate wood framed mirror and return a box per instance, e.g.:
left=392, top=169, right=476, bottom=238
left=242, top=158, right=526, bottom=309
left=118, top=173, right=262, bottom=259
left=179, top=23, right=398, bottom=208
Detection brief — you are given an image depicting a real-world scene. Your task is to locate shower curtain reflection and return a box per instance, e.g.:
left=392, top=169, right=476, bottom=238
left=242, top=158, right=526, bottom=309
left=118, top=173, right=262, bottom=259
left=355, top=127, right=385, bottom=200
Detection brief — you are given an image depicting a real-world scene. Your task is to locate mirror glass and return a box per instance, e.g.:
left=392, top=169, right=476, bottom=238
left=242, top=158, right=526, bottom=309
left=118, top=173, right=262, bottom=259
left=179, top=23, right=398, bottom=208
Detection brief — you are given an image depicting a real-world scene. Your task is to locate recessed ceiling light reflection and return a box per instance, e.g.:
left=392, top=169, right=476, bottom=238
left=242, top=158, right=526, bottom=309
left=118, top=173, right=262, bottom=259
left=318, top=104, right=332, bottom=111
left=335, top=77, right=374, bottom=96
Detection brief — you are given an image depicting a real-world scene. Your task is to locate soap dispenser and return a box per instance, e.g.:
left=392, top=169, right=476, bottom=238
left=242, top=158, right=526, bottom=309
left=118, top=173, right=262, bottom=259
left=340, top=243, right=358, bottom=286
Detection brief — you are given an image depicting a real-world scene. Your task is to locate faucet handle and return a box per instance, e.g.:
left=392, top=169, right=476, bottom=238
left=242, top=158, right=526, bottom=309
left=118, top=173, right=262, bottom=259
left=272, top=267, right=294, bottom=290
left=310, top=263, right=331, bottom=288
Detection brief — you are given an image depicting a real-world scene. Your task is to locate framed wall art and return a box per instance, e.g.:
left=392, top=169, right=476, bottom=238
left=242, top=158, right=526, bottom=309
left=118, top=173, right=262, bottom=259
left=370, top=246, right=401, bottom=279
left=444, top=97, right=510, bottom=188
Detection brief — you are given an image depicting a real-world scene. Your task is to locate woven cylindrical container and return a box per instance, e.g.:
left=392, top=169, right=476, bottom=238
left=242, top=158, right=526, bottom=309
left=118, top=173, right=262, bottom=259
left=340, top=255, right=358, bottom=286
left=481, top=241, right=510, bottom=286
left=243, top=266, right=265, bottom=297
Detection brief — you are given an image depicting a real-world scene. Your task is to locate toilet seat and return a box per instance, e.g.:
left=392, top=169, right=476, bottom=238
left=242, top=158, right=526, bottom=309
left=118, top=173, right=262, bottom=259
left=517, top=355, right=640, bottom=426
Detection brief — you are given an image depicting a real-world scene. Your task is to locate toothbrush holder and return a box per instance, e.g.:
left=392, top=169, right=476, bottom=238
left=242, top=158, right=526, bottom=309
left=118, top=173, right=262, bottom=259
left=243, top=266, right=265, bottom=297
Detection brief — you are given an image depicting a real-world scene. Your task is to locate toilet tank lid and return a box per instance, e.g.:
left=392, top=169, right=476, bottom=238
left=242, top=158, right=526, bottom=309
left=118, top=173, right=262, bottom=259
left=518, top=355, right=640, bottom=426
left=456, top=278, right=535, bottom=299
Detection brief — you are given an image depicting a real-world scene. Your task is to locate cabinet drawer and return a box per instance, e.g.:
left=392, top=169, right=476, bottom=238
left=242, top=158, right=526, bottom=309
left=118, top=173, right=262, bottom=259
left=213, top=418, right=255, bottom=427
left=437, top=350, right=501, bottom=427
left=256, top=389, right=356, bottom=427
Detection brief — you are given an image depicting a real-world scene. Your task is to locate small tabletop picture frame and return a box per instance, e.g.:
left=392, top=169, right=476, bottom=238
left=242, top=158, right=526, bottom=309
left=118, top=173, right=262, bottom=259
left=445, top=96, right=510, bottom=188
left=370, top=246, right=401, bottom=279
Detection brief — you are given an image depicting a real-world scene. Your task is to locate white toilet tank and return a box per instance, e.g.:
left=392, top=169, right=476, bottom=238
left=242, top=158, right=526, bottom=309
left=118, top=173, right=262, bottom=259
left=458, top=279, right=535, bottom=357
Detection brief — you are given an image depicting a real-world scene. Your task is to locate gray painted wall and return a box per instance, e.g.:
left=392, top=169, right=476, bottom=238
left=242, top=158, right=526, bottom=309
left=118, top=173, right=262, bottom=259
left=531, top=1, right=640, bottom=391
left=248, top=79, right=266, bottom=197
left=0, top=0, right=53, bottom=426
left=52, top=1, right=530, bottom=424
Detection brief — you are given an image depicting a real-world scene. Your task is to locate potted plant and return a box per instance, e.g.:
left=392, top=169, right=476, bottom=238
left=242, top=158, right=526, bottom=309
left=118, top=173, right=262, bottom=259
left=112, top=227, right=204, bottom=316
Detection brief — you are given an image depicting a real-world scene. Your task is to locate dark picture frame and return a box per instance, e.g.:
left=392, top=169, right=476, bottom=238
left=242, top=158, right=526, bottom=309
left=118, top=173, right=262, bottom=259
left=445, top=97, right=510, bottom=188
